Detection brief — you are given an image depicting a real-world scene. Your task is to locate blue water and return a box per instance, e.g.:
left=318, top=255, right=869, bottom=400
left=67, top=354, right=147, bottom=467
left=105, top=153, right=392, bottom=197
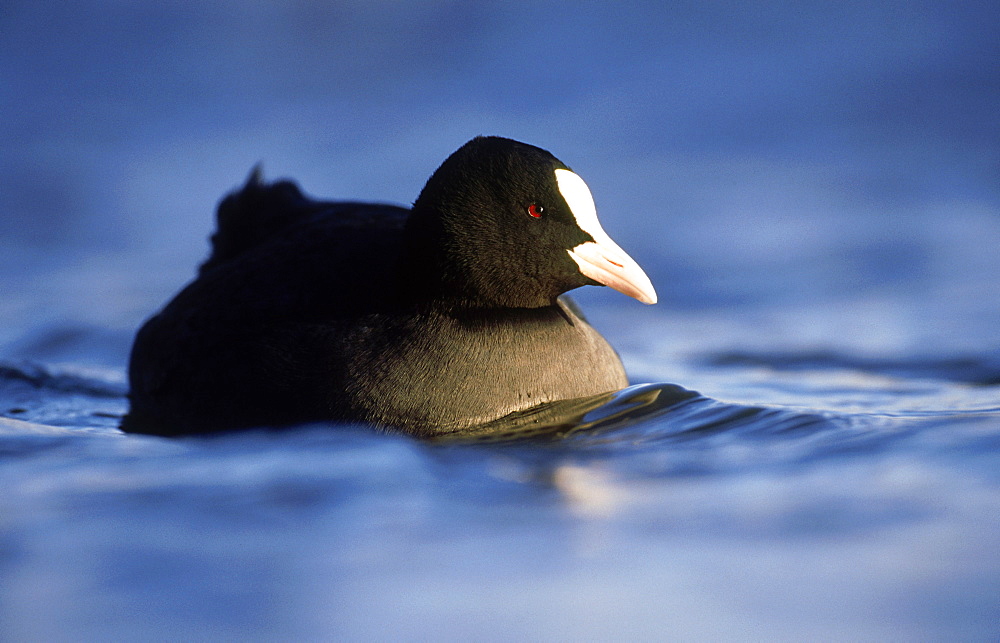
left=3, top=3, right=1000, bottom=640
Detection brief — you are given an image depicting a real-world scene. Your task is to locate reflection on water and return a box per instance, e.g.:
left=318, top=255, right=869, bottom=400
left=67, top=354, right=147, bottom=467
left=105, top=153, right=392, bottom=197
left=441, top=382, right=849, bottom=460
left=436, top=383, right=698, bottom=443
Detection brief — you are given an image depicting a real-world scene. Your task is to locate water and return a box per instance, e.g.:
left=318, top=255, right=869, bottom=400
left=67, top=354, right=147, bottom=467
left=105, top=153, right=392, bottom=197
left=3, top=3, right=1000, bottom=640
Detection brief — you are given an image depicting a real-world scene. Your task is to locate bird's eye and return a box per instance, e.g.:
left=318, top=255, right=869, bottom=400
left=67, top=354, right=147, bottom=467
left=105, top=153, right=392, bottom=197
left=527, top=204, right=545, bottom=218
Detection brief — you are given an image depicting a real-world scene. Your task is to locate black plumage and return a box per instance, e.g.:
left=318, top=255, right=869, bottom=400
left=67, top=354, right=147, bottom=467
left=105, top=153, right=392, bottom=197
left=123, top=137, right=656, bottom=436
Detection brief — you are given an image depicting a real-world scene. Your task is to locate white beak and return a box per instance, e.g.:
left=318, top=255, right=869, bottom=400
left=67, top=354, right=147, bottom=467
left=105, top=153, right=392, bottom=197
left=567, top=239, right=657, bottom=304
left=556, top=169, right=657, bottom=305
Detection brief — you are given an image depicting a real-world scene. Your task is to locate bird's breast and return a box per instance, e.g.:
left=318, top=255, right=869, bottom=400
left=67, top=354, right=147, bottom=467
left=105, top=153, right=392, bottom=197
left=344, top=301, right=628, bottom=435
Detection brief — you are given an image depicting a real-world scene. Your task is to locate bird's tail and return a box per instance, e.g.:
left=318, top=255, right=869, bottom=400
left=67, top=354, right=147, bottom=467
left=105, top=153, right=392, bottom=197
left=199, top=165, right=316, bottom=274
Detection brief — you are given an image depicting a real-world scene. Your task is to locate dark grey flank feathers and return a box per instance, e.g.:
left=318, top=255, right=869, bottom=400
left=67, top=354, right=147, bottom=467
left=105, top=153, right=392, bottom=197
left=123, top=136, right=653, bottom=436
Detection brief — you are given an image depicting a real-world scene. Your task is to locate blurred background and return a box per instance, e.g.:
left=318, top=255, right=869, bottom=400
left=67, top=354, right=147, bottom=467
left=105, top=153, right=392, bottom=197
left=1, top=0, right=998, bottom=367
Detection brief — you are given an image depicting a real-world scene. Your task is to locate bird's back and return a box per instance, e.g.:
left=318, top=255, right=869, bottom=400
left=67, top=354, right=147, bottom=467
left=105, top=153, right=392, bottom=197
left=124, top=174, right=411, bottom=435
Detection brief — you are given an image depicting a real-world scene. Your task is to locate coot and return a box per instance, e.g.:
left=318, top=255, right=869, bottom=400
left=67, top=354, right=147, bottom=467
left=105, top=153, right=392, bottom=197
left=123, top=137, right=656, bottom=436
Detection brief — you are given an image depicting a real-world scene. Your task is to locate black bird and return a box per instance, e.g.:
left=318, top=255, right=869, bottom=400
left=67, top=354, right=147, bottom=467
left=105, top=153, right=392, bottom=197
left=122, top=136, right=657, bottom=436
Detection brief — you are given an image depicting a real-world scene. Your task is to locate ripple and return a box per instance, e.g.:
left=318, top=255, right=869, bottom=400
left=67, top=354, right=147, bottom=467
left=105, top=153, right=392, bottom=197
left=440, top=382, right=834, bottom=437
left=0, top=360, right=127, bottom=430
left=704, top=349, right=1000, bottom=385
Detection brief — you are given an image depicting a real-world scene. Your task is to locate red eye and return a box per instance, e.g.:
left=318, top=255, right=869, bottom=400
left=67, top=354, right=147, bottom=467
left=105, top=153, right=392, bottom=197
left=527, top=204, right=544, bottom=218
